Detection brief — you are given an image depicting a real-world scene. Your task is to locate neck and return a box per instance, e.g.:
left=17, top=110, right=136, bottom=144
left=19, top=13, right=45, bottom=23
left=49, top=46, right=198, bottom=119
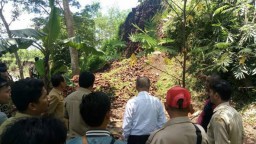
left=167, top=110, right=188, bottom=119
left=82, top=86, right=93, bottom=91
left=137, top=88, right=149, bottom=92
left=55, top=86, right=63, bottom=92
left=89, top=122, right=108, bottom=131
left=215, top=100, right=228, bottom=106
left=21, top=110, right=40, bottom=117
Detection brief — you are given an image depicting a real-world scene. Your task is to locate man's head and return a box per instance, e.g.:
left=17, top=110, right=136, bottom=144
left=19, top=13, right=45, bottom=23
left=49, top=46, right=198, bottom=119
left=51, top=74, right=66, bottom=90
left=208, top=79, right=231, bottom=105
left=11, top=78, right=48, bottom=116
left=0, top=77, right=11, bottom=104
left=0, top=62, right=8, bottom=80
left=165, top=86, right=191, bottom=117
left=79, top=71, right=95, bottom=89
left=136, top=76, right=150, bottom=92
left=80, top=92, right=111, bottom=128
left=1, top=117, right=67, bottom=144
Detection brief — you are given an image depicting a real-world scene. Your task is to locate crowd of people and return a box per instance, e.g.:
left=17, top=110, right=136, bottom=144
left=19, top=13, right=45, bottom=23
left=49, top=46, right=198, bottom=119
left=0, top=61, right=245, bottom=144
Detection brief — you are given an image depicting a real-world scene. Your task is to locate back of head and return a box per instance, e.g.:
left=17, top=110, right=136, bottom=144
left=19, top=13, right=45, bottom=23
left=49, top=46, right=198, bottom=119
left=166, top=86, right=191, bottom=112
left=51, top=74, right=64, bottom=87
left=1, top=117, right=67, bottom=144
left=209, top=79, right=232, bottom=101
left=80, top=92, right=111, bottom=127
left=0, top=77, right=8, bottom=88
left=79, top=71, right=95, bottom=88
left=11, top=78, right=44, bottom=112
left=0, top=62, right=7, bottom=73
left=136, top=76, right=150, bottom=91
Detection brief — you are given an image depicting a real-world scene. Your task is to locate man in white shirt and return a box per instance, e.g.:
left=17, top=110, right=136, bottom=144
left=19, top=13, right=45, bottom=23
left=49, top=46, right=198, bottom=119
left=122, top=76, right=166, bottom=144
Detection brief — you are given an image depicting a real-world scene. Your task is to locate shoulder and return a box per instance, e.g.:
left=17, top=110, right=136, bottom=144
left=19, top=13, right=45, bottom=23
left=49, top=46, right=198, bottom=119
left=66, top=136, right=82, bottom=144
left=65, top=91, right=77, bottom=101
left=0, top=117, right=15, bottom=135
left=114, top=139, right=126, bottom=144
left=147, top=126, right=169, bottom=143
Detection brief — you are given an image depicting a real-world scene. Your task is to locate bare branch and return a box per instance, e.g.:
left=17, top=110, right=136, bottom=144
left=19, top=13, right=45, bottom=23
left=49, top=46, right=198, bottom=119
left=38, top=4, right=50, bottom=15
left=169, top=0, right=183, bottom=11
left=164, top=0, right=181, bottom=18
left=56, top=0, right=64, bottom=13
left=187, top=0, right=201, bottom=17
left=145, top=61, right=183, bottom=82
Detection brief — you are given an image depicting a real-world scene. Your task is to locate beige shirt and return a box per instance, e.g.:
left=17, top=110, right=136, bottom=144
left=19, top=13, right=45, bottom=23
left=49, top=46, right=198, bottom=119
left=64, top=87, right=91, bottom=139
left=0, top=112, right=32, bottom=135
left=48, top=88, right=64, bottom=120
left=207, top=102, right=244, bottom=144
left=146, top=117, right=209, bottom=144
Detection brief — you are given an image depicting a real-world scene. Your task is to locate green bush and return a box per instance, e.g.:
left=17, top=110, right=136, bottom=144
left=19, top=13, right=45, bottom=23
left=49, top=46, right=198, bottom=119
left=9, top=62, right=17, bottom=71
left=80, top=55, right=107, bottom=72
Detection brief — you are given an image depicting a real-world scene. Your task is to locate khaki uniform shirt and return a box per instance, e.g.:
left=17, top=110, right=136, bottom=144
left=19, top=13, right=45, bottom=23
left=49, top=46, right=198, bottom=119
left=146, top=117, right=209, bottom=144
left=64, top=87, right=91, bottom=139
left=0, top=112, right=32, bottom=135
left=207, top=102, right=244, bottom=144
left=48, top=88, right=64, bottom=120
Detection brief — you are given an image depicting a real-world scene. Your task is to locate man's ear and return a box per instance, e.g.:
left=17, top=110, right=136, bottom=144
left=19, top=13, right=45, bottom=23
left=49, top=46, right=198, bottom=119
left=164, top=102, right=169, bottom=111
left=105, top=111, right=111, bottom=119
left=28, top=102, right=37, bottom=111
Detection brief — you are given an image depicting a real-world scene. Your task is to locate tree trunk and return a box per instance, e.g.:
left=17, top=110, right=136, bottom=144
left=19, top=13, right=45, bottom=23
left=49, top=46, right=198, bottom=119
left=182, top=0, right=187, bottom=88
left=62, top=0, right=80, bottom=75
left=0, top=9, right=24, bottom=79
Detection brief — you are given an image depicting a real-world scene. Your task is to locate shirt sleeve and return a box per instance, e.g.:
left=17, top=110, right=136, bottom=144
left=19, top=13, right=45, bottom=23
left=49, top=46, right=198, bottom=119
left=122, top=100, right=134, bottom=140
left=211, top=116, right=229, bottom=144
left=48, top=94, right=59, bottom=115
left=157, top=100, right=166, bottom=128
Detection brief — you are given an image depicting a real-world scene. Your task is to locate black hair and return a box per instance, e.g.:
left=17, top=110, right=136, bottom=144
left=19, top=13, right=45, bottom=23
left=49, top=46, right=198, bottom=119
left=0, top=62, right=7, bottom=72
left=1, top=117, right=67, bottom=144
left=80, top=92, right=111, bottom=127
left=0, top=77, right=9, bottom=89
left=11, top=78, right=44, bottom=112
left=51, top=74, right=64, bottom=87
left=79, top=71, right=95, bottom=88
left=136, top=76, right=150, bottom=89
left=209, top=79, right=232, bottom=101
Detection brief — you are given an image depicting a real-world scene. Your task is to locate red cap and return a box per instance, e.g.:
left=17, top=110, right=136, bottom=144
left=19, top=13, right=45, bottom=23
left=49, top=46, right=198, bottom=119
left=166, top=86, right=191, bottom=109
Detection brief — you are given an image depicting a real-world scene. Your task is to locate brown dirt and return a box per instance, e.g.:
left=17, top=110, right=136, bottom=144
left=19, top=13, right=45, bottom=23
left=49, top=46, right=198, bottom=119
left=94, top=52, right=256, bottom=143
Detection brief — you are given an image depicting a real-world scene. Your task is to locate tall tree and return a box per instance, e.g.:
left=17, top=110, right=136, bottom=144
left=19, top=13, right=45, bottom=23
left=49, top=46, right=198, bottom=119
left=0, top=0, right=24, bottom=79
left=62, top=0, right=79, bottom=75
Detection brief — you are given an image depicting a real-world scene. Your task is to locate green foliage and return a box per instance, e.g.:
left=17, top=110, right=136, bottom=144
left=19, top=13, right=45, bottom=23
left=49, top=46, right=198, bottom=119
left=80, top=55, right=107, bottom=72
left=129, top=20, right=175, bottom=54
left=101, top=38, right=126, bottom=61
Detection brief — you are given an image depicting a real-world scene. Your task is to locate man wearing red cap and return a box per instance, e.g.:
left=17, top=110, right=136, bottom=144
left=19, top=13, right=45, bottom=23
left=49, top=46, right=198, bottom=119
left=146, top=86, right=208, bottom=144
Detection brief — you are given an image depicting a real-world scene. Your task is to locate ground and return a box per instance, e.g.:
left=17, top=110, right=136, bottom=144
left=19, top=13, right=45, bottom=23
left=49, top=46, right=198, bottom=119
left=93, top=52, right=256, bottom=143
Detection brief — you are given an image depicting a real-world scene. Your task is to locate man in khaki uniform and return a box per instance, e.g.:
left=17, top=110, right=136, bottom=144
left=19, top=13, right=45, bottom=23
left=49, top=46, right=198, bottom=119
left=48, top=74, right=66, bottom=120
left=0, top=79, right=49, bottom=135
left=64, top=71, right=95, bottom=139
left=207, top=79, right=244, bottom=144
left=146, top=86, right=208, bottom=144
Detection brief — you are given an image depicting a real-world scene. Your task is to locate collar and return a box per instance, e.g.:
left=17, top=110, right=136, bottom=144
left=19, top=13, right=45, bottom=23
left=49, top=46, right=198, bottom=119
left=213, top=102, right=230, bottom=113
left=164, top=117, right=191, bottom=127
left=52, top=88, right=63, bottom=95
left=86, top=129, right=111, bottom=137
left=15, top=112, right=33, bottom=119
left=77, top=87, right=91, bottom=93
left=137, top=91, right=150, bottom=96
